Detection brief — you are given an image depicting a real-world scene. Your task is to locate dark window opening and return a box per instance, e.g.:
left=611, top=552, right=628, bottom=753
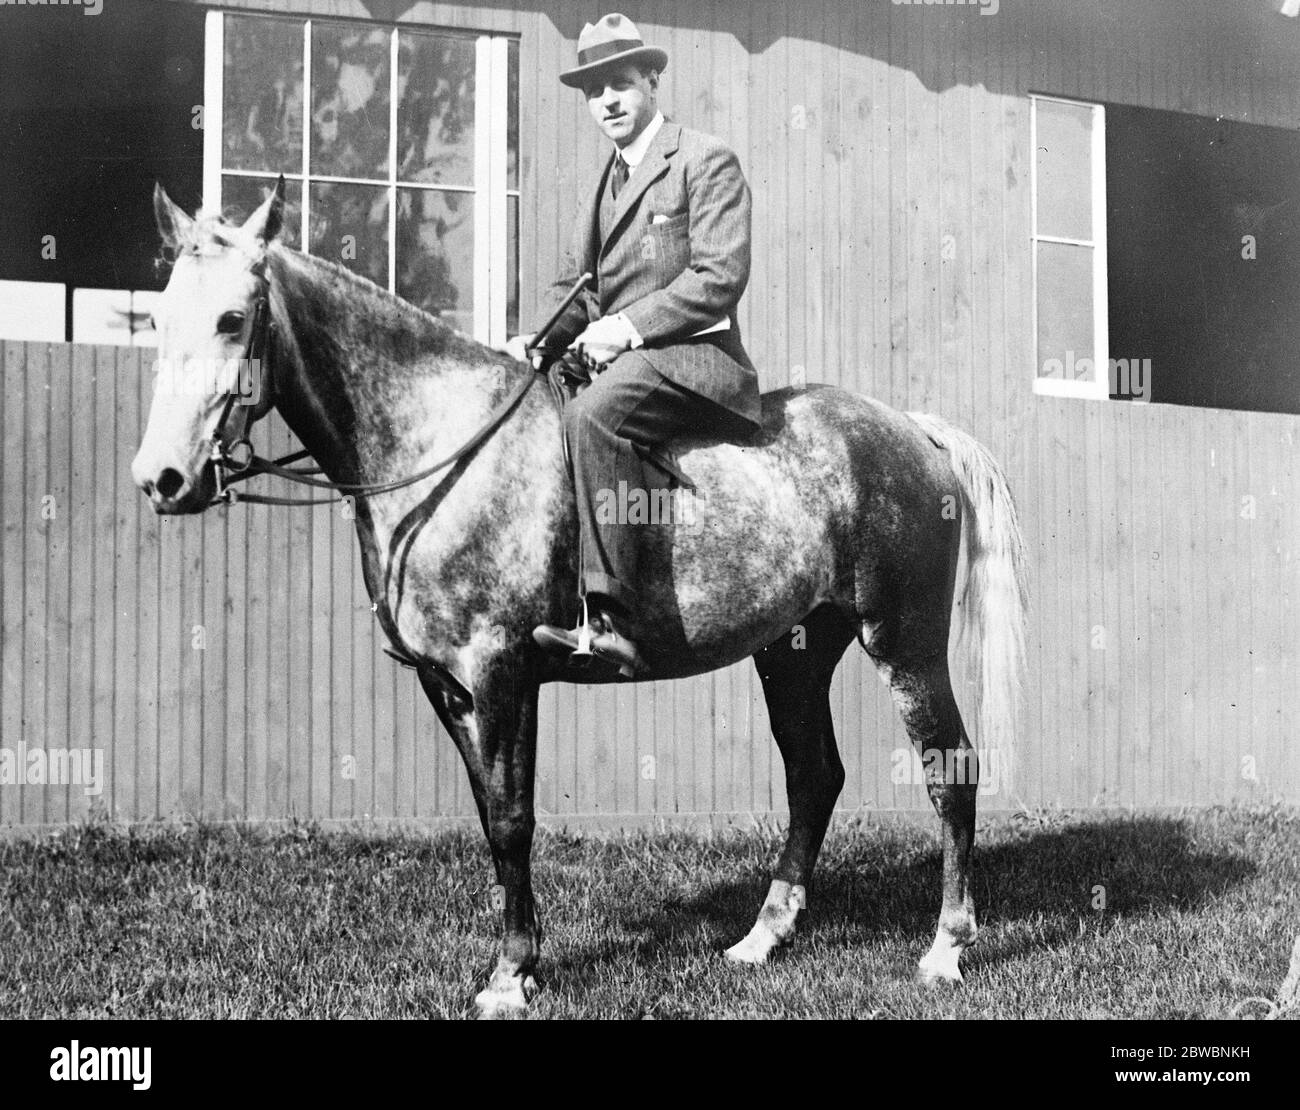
left=1106, top=104, right=1300, bottom=414
left=0, top=0, right=206, bottom=341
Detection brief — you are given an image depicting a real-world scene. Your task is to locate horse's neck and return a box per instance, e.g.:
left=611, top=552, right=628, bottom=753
left=266, top=248, right=514, bottom=487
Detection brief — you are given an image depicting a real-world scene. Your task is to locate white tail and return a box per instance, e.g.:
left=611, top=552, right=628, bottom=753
left=906, top=412, right=1029, bottom=791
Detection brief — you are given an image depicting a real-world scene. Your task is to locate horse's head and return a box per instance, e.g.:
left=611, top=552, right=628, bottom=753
left=131, top=179, right=285, bottom=513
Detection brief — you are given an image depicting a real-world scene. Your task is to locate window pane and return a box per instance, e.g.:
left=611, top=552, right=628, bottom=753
left=223, top=16, right=304, bottom=173
left=508, top=40, right=519, bottom=191
left=507, top=195, right=519, bottom=336
left=397, top=31, right=475, bottom=186
left=1036, top=99, right=1093, bottom=241
left=308, top=182, right=389, bottom=288
left=1037, top=241, right=1094, bottom=378
left=396, top=188, right=473, bottom=333
left=221, top=175, right=303, bottom=248
left=311, top=24, right=391, bottom=180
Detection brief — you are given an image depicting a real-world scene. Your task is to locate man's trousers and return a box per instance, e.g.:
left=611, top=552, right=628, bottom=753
left=561, top=351, right=752, bottom=619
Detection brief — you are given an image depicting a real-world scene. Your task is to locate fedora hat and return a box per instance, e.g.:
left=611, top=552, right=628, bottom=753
left=559, top=13, right=668, bottom=88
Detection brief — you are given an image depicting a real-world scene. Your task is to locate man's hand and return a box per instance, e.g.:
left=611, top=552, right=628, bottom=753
left=571, top=314, right=640, bottom=367
left=500, top=333, right=538, bottom=364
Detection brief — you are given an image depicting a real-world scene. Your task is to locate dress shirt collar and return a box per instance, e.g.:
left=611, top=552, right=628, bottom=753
left=616, top=111, right=665, bottom=169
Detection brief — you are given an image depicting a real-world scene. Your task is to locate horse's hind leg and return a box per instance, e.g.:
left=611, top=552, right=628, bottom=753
left=726, top=607, right=853, bottom=965
left=886, top=656, right=978, bottom=985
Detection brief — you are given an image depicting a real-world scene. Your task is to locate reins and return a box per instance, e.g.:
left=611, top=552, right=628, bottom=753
left=207, top=271, right=594, bottom=509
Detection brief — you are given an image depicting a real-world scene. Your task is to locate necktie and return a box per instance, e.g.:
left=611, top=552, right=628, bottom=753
left=612, top=154, right=629, bottom=200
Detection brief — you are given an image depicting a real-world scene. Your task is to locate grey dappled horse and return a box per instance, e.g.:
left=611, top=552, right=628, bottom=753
left=133, top=183, right=1028, bottom=1017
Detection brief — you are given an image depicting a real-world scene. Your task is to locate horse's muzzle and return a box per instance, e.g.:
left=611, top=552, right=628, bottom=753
left=134, top=460, right=216, bottom=515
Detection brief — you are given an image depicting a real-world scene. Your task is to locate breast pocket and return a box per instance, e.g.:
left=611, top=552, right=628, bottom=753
left=642, top=211, right=690, bottom=275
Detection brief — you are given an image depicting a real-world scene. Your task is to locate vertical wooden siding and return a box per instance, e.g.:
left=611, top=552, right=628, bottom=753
left=3, top=0, right=1298, bottom=826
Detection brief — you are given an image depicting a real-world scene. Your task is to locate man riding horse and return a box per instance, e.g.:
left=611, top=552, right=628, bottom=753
left=508, top=13, right=760, bottom=678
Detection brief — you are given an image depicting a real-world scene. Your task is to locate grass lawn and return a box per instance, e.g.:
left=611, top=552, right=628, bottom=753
left=1, top=805, right=1296, bottom=1019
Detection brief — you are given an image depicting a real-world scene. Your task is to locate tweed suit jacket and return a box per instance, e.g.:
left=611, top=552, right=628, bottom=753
left=543, top=120, right=762, bottom=427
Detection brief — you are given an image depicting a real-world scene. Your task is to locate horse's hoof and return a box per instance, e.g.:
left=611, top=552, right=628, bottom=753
left=724, top=923, right=783, bottom=965
left=474, top=974, right=536, bottom=1018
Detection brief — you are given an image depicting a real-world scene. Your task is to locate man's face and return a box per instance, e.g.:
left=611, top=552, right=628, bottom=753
left=583, top=62, right=658, bottom=148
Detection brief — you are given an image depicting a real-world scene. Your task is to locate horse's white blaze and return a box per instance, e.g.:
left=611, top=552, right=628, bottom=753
left=725, top=880, right=806, bottom=965
left=131, top=376, right=220, bottom=491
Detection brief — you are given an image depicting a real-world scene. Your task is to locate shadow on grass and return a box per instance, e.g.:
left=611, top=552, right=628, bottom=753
left=583, top=816, right=1257, bottom=973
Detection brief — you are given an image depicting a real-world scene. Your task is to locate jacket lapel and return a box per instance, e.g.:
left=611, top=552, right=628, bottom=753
left=600, top=120, right=681, bottom=258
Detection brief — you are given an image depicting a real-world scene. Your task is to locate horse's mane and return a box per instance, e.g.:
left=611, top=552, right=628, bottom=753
left=270, top=245, right=496, bottom=366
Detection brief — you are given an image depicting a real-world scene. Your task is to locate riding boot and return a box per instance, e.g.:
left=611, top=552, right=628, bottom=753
left=533, top=601, right=644, bottom=678
left=590, top=608, right=644, bottom=677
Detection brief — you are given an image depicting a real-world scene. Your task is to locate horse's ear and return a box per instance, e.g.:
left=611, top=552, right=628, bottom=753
left=242, top=174, right=286, bottom=244
left=153, top=182, right=194, bottom=250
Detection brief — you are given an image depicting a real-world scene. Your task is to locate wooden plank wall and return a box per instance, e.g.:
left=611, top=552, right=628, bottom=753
left=3, top=339, right=1294, bottom=827
left=2, top=0, right=1297, bottom=827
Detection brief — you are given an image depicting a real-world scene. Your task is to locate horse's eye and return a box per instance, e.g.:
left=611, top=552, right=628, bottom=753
left=216, top=311, right=246, bottom=337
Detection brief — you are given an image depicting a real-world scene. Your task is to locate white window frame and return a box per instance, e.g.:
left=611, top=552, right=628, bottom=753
left=202, top=10, right=517, bottom=346
left=1030, top=94, right=1109, bottom=401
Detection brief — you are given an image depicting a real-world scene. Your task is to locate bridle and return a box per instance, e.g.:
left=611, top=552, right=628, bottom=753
left=208, top=289, right=310, bottom=505
left=205, top=268, right=584, bottom=508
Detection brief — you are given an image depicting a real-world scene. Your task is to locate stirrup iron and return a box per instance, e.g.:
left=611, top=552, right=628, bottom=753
left=573, top=596, right=595, bottom=657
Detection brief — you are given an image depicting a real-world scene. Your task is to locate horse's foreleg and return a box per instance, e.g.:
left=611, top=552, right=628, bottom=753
left=420, top=664, right=542, bottom=1017
left=727, top=618, right=849, bottom=965
left=476, top=800, right=541, bottom=1018
left=888, top=658, right=978, bottom=986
